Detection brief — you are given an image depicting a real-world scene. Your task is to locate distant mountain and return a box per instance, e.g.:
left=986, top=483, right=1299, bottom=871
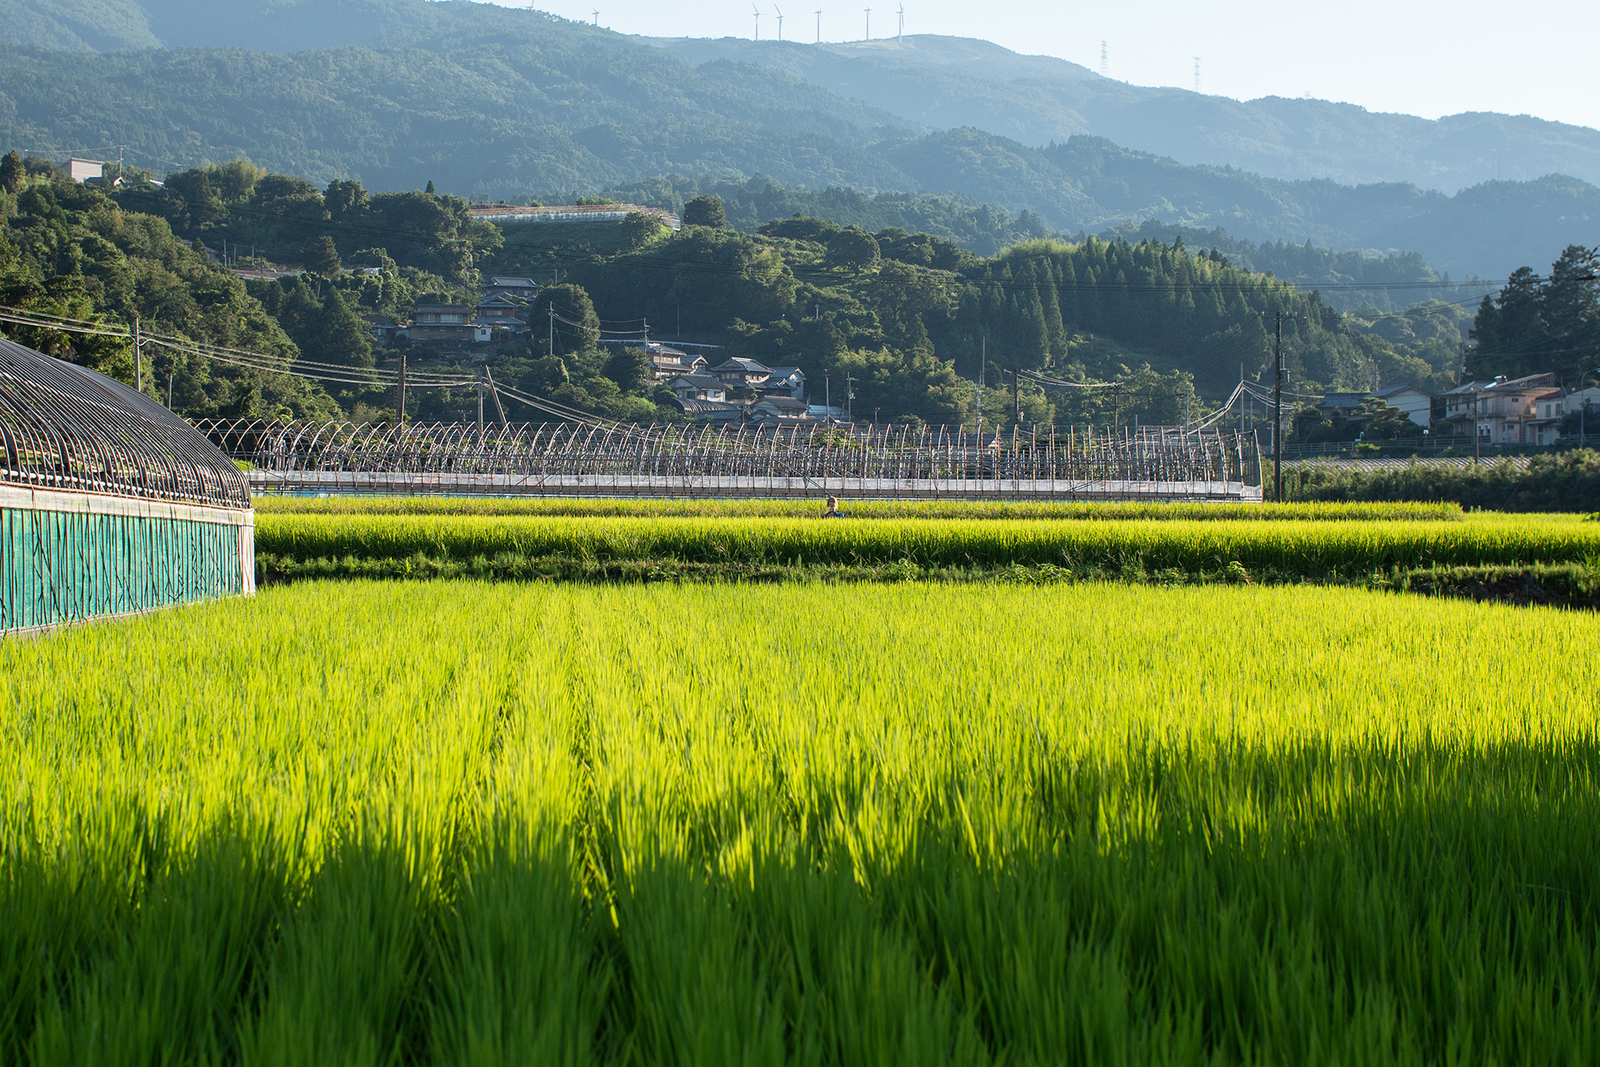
left=644, top=35, right=1600, bottom=194
left=0, top=0, right=1597, bottom=279
left=6, top=0, right=1598, bottom=193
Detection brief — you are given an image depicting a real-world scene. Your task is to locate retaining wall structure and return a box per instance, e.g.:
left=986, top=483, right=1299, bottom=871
left=0, top=338, right=253, bottom=636
left=198, top=419, right=1263, bottom=502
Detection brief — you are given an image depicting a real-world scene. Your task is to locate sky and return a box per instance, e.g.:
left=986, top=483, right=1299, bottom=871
left=491, top=0, right=1600, bottom=131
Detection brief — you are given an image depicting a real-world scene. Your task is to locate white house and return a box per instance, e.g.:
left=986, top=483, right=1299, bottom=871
left=762, top=366, right=806, bottom=400
left=1368, top=383, right=1433, bottom=427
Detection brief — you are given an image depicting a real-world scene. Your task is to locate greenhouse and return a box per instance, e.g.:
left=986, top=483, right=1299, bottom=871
left=0, top=337, right=254, bottom=636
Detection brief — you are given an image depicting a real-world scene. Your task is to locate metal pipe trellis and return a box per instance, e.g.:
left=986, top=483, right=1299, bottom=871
left=1, top=338, right=248, bottom=507
left=196, top=419, right=1264, bottom=500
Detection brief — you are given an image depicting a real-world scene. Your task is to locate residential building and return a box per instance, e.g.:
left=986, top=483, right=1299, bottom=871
left=762, top=366, right=806, bottom=400
left=644, top=342, right=707, bottom=380
left=408, top=304, right=475, bottom=343
left=1526, top=388, right=1567, bottom=446
left=367, top=319, right=401, bottom=346
left=709, top=358, right=771, bottom=389
left=475, top=294, right=526, bottom=329
left=483, top=276, right=542, bottom=301
left=1315, top=392, right=1369, bottom=420
left=1525, top=385, right=1600, bottom=445
left=1441, top=373, right=1558, bottom=444
left=669, top=375, right=727, bottom=402
left=1367, top=384, right=1433, bottom=426
left=1315, top=383, right=1432, bottom=427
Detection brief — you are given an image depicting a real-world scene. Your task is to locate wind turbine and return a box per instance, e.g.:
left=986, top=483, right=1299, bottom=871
left=751, top=0, right=760, bottom=39
left=815, top=8, right=822, bottom=42
left=774, top=4, right=784, bottom=41
left=591, top=8, right=598, bottom=24
left=863, top=5, right=869, bottom=39
left=896, top=2, right=903, bottom=40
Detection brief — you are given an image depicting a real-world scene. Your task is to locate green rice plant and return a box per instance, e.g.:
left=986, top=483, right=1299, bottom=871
left=254, top=496, right=1464, bottom=523
left=3, top=581, right=1599, bottom=1064
left=256, top=513, right=1600, bottom=578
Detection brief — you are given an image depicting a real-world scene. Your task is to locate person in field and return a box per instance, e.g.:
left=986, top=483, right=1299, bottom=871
left=823, top=495, right=843, bottom=518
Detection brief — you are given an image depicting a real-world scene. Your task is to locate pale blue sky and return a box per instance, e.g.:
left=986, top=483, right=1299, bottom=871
left=489, top=1, right=1599, bottom=131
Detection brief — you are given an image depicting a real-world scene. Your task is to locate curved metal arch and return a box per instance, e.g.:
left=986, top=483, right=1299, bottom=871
left=0, top=338, right=247, bottom=507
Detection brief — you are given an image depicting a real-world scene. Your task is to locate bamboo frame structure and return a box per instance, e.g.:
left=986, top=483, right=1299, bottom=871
left=199, top=419, right=1264, bottom=501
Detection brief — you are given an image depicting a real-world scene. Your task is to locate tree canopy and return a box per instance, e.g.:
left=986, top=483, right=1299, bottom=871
left=1470, top=245, right=1600, bottom=387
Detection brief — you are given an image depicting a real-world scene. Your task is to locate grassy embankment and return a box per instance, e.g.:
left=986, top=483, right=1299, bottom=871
left=4, top=580, right=1598, bottom=1063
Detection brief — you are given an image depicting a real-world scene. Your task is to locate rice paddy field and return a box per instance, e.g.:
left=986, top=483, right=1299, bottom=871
left=4, top=579, right=1600, bottom=1065
left=254, top=508, right=1600, bottom=580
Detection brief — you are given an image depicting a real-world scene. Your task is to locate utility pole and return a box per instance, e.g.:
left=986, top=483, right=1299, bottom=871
left=1010, top=367, right=1020, bottom=427
left=549, top=305, right=555, bottom=356
left=844, top=372, right=857, bottom=423
left=133, top=315, right=142, bottom=396
left=976, top=338, right=985, bottom=438
left=1272, top=310, right=1283, bottom=503
left=396, top=351, right=407, bottom=426
left=483, top=367, right=509, bottom=427
left=1474, top=387, right=1483, bottom=464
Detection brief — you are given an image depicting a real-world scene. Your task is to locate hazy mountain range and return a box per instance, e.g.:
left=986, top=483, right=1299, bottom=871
left=1, top=0, right=1597, bottom=279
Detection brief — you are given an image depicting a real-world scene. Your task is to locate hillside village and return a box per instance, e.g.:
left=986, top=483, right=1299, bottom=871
left=1, top=153, right=1593, bottom=448
left=367, top=258, right=1600, bottom=442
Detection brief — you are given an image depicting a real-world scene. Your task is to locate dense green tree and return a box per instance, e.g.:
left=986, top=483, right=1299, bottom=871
left=0, top=151, right=23, bottom=195
left=519, top=354, right=569, bottom=394
left=314, top=287, right=374, bottom=369
left=1470, top=245, right=1600, bottom=386
left=824, top=227, right=881, bottom=273
left=603, top=346, right=652, bottom=394
left=324, top=178, right=369, bottom=221
left=302, top=235, right=342, bottom=278
left=619, top=211, right=665, bottom=250
left=529, top=283, right=601, bottom=355
left=682, top=195, right=727, bottom=229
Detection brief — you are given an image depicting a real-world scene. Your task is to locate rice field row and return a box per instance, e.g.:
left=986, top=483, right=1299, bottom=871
left=254, top=512, right=1600, bottom=578
left=3, top=580, right=1599, bottom=1064
left=253, top=497, right=1464, bottom=522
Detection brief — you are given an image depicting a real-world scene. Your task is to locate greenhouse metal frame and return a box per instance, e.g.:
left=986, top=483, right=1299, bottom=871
left=198, top=418, right=1263, bottom=501
left=0, top=338, right=254, bottom=636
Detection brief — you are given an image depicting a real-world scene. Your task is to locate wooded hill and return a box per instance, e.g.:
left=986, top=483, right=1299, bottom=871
left=0, top=0, right=1596, bottom=278
left=0, top=157, right=1473, bottom=429
left=9, top=0, right=1599, bottom=193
